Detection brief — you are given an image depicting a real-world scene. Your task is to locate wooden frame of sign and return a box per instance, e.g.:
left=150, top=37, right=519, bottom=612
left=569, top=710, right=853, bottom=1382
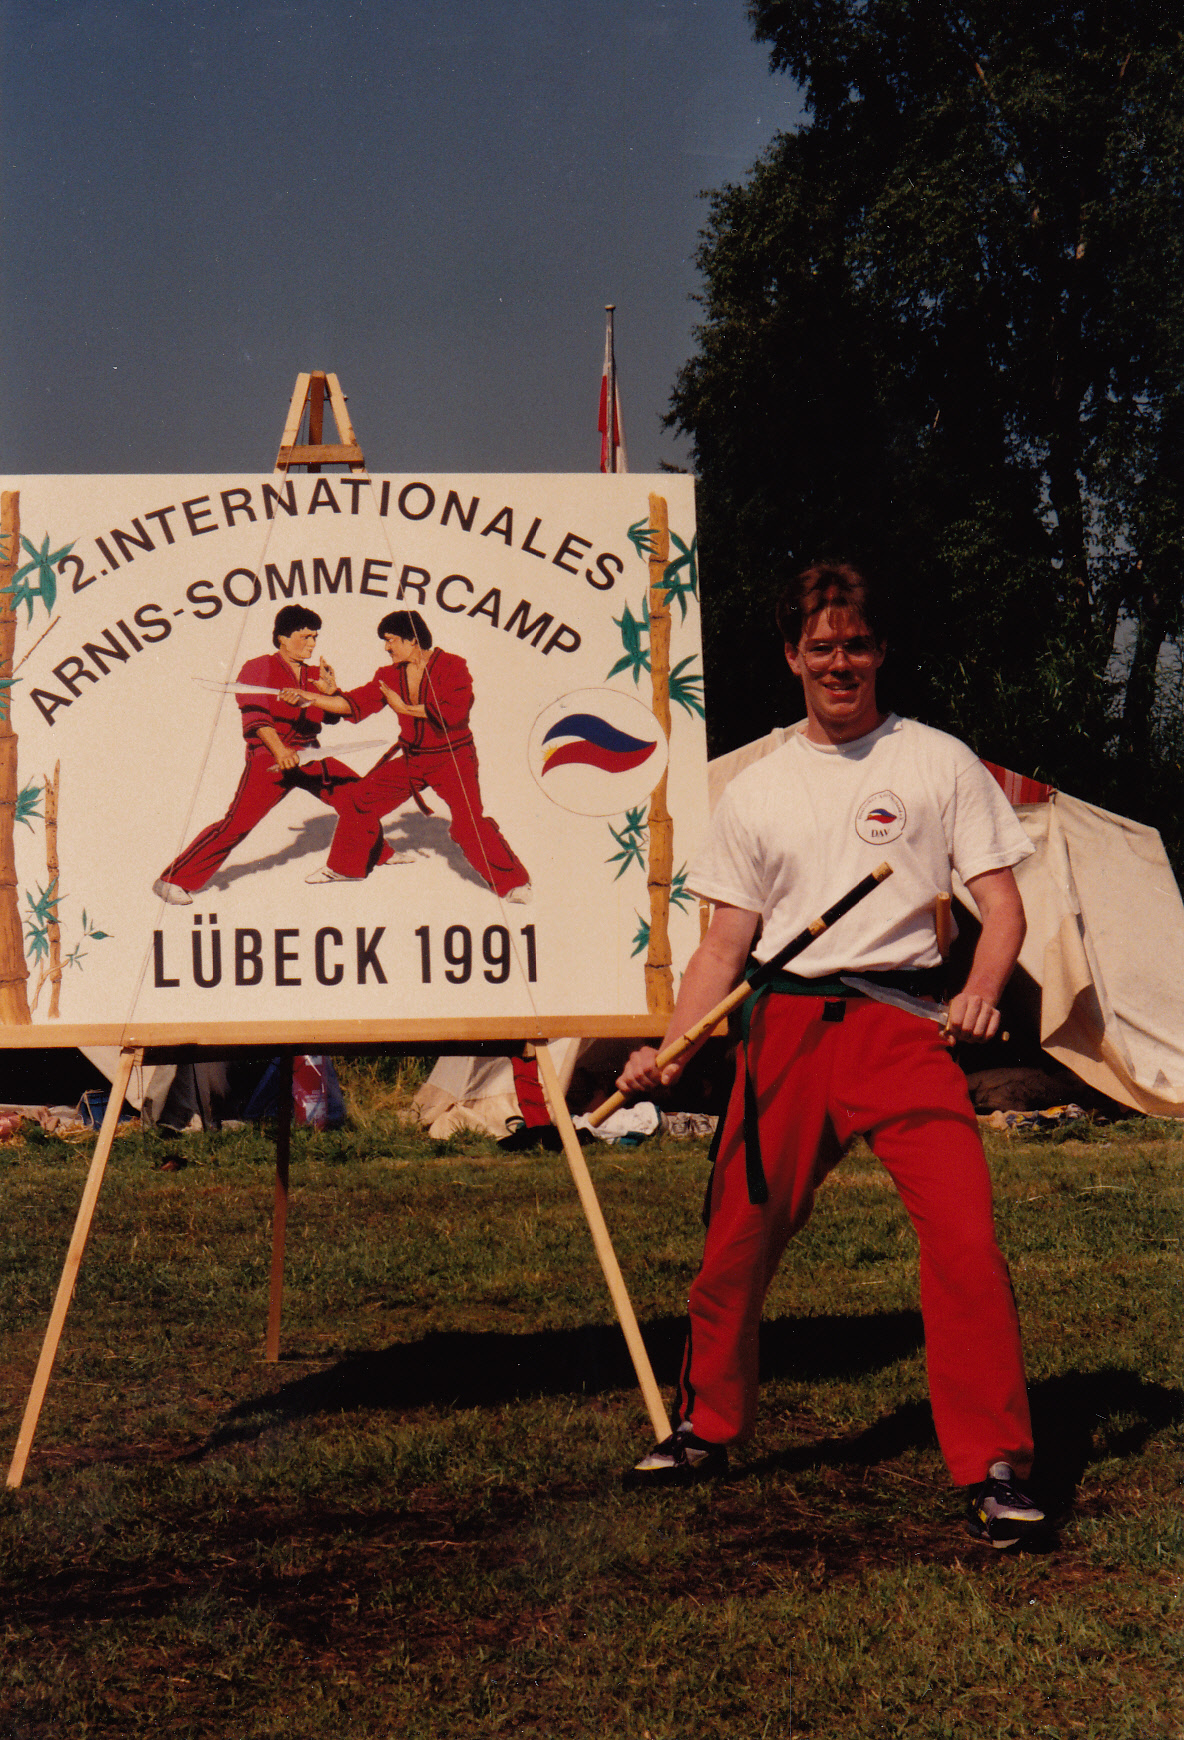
left=3, top=375, right=711, bottom=1486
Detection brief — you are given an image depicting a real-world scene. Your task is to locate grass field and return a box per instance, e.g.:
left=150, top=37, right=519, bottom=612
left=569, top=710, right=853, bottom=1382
left=0, top=1085, right=1181, bottom=1738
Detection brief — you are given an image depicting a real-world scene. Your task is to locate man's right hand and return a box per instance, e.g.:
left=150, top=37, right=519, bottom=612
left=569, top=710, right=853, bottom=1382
left=613, top=904, right=760, bottom=1103
left=616, top=1045, right=684, bottom=1098
left=259, top=725, right=298, bottom=772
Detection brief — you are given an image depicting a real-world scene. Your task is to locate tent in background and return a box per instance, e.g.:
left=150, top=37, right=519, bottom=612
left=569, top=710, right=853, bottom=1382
left=412, top=1039, right=586, bottom=1140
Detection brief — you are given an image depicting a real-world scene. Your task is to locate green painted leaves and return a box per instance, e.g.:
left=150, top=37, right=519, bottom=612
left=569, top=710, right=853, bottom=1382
left=607, top=525, right=705, bottom=718
left=607, top=597, right=651, bottom=684
left=3, top=533, right=72, bottom=623
left=14, top=781, right=41, bottom=829
left=607, top=806, right=649, bottom=879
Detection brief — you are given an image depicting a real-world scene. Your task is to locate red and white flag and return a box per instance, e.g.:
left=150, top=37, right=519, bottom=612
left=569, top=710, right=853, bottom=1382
left=599, top=305, right=627, bottom=473
left=980, top=759, right=1054, bottom=806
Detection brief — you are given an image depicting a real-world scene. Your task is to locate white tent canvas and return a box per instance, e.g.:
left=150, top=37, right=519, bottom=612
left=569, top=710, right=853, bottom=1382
left=1004, top=792, right=1184, bottom=1117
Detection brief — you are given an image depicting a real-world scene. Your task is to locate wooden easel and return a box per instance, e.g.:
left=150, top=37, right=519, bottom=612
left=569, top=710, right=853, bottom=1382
left=274, top=371, right=365, bottom=473
left=5, top=376, right=671, bottom=1489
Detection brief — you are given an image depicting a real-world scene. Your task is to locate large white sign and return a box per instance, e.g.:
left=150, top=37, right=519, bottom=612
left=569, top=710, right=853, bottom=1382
left=0, top=474, right=707, bottom=1043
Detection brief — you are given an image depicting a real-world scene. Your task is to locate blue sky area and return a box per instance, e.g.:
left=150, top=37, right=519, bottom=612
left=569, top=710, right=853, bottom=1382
left=0, top=0, right=804, bottom=474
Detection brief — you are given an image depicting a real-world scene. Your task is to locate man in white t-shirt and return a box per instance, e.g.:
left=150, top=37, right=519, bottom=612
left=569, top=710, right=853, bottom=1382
left=617, top=560, right=1045, bottom=1547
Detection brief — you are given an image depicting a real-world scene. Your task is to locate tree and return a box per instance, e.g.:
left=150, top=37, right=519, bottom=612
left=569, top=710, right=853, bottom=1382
left=672, top=1, right=1184, bottom=859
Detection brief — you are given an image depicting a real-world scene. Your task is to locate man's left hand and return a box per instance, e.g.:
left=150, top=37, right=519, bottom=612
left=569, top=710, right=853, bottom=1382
left=943, top=990, right=1001, bottom=1045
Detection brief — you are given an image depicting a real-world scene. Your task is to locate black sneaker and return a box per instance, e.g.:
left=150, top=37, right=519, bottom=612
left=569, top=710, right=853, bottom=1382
left=623, top=1423, right=729, bottom=1489
left=964, top=1461, right=1045, bottom=1548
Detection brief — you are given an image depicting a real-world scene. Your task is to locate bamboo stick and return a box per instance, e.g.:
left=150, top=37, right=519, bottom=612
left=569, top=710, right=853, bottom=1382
left=7, top=1046, right=141, bottom=1487
left=0, top=493, right=31, bottom=1025
left=935, top=892, right=953, bottom=959
left=645, top=493, right=673, bottom=1019
left=587, top=862, right=895, bottom=1128
left=533, top=1042, right=671, bottom=1442
left=45, top=762, right=61, bottom=1018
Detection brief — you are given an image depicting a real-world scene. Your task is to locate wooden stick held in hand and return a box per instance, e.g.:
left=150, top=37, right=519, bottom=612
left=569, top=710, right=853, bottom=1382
left=587, top=861, right=894, bottom=1129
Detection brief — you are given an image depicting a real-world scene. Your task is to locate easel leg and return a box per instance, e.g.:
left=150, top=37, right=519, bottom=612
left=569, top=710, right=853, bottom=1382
left=533, top=1042, right=672, bottom=1443
left=6, top=1046, right=142, bottom=1489
left=265, top=1054, right=294, bottom=1362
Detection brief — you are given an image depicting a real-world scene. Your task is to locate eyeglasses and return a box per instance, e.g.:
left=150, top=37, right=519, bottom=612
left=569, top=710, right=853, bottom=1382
left=798, top=636, right=880, bottom=671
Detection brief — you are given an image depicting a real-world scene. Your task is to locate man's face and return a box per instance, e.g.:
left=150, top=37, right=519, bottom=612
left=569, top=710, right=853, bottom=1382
left=383, top=633, right=417, bottom=664
left=785, top=605, right=886, bottom=742
left=278, top=626, right=318, bottom=662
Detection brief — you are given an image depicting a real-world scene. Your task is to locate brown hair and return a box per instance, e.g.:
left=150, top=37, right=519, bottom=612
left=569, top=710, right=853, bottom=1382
left=775, top=560, right=884, bottom=647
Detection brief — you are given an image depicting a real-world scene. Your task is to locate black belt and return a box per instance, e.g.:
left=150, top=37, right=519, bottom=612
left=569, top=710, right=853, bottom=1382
left=745, top=964, right=947, bottom=1000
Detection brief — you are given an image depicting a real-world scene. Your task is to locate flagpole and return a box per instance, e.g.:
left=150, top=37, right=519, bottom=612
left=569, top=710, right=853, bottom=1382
left=604, top=305, right=617, bottom=471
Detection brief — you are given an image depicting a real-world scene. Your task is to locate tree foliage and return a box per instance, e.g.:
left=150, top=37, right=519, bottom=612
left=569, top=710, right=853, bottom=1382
left=672, top=1, right=1184, bottom=855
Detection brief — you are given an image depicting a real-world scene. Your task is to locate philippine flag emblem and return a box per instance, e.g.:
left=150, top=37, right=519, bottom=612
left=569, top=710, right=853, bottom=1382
left=855, top=789, right=907, bottom=844
left=529, top=689, right=669, bottom=816
left=540, top=714, right=657, bottom=777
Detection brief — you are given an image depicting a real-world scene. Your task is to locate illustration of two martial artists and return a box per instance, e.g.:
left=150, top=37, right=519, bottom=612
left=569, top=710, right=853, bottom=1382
left=155, top=606, right=531, bottom=904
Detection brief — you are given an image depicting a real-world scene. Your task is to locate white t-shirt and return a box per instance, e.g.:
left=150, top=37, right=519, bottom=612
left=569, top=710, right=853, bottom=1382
left=691, top=714, right=1034, bottom=973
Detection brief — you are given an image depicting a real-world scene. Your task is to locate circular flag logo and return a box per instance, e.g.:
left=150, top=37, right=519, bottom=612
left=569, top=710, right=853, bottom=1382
left=528, top=689, right=669, bottom=816
left=855, top=789, right=907, bottom=844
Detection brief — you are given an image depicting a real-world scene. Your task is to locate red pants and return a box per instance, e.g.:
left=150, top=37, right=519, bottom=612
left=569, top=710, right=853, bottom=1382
left=325, top=742, right=529, bottom=896
left=161, top=750, right=359, bottom=893
left=681, top=995, right=1033, bottom=1485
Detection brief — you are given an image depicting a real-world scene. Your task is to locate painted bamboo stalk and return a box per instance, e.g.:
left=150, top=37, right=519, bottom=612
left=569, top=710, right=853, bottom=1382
left=645, top=492, right=673, bottom=1018
left=0, top=493, right=31, bottom=1025
left=45, top=761, right=61, bottom=1018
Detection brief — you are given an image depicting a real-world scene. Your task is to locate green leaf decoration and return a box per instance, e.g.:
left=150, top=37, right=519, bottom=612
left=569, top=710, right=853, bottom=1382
left=25, top=924, right=49, bottom=963
left=606, top=806, right=649, bottom=879
left=608, top=597, right=652, bottom=684
left=670, top=867, right=694, bottom=911
left=631, top=914, right=651, bottom=957
left=668, top=656, right=706, bottom=717
left=0, top=676, right=20, bottom=726
left=3, top=533, right=73, bottom=623
left=89, top=929, right=109, bottom=941
left=25, top=878, right=59, bottom=926
left=659, top=531, right=699, bottom=623
left=626, top=517, right=661, bottom=561
left=14, top=781, right=41, bottom=829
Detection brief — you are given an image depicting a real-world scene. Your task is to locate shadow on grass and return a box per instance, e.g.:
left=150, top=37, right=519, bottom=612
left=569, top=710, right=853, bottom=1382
left=211, top=1309, right=925, bottom=1446
left=204, top=1319, right=1182, bottom=1526
left=739, top=1365, right=1183, bottom=1532
left=1028, top=1367, right=1184, bottom=1517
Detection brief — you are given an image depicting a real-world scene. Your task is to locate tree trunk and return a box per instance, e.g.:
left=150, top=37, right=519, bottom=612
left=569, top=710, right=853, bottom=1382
left=645, top=493, right=673, bottom=1019
left=0, top=493, right=31, bottom=1025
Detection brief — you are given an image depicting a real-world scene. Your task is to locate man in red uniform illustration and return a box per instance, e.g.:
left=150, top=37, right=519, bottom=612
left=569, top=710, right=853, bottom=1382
left=304, top=609, right=531, bottom=901
left=615, top=561, right=1046, bottom=1548
left=153, top=605, right=359, bottom=904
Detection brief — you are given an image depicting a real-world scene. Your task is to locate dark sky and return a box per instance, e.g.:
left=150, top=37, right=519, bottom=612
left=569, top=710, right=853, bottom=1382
left=0, top=0, right=804, bottom=474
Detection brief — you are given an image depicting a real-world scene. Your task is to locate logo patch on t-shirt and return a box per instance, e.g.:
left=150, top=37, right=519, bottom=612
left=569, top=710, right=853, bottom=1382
left=856, top=790, right=907, bottom=844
